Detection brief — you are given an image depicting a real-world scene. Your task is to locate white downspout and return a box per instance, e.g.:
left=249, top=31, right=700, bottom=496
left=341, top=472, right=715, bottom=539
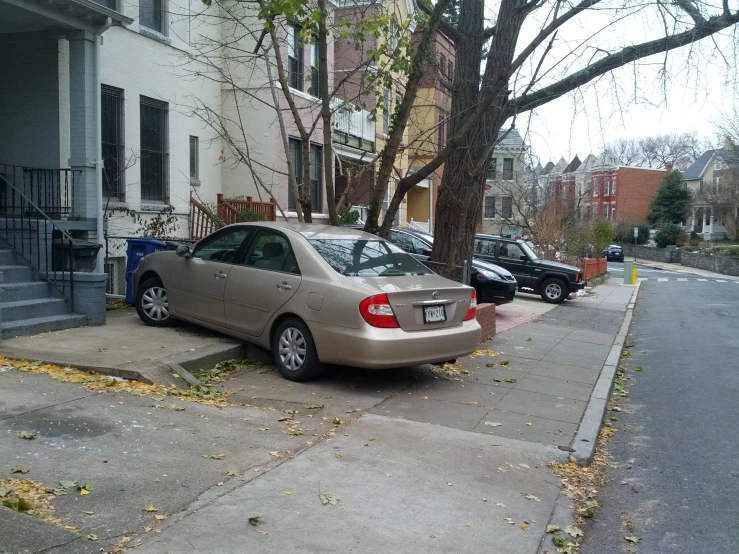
left=94, top=17, right=112, bottom=272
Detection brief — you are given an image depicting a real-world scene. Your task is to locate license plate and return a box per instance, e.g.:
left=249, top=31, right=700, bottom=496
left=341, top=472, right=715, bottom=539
left=423, top=304, right=446, bottom=323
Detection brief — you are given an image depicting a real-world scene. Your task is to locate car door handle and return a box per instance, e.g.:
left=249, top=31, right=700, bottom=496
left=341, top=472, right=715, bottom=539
left=214, top=272, right=227, bottom=279
left=277, top=282, right=292, bottom=290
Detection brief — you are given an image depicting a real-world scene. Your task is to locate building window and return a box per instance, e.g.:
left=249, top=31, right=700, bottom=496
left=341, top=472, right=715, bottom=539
left=487, top=158, right=497, bottom=180
left=611, top=206, right=616, bottom=220
left=502, top=196, right=513, bottom=218
left=439, top=54, right=446, bottom=77
left=288, top=25, right=303, bottom=91
left=484, top=196, right=496, bottom=218
left=395, top=88, right=403, bottom=117
left=714, top=176, right=723, bottom=192
left=140, top=96, right=168, bottom=202
left=592, top=179, right=599, bottom=196
left=310, top=42, right=321, bottom=98
left=592, top=205, right=598, bottom=217
left=715, top=160, right=723, bottom=171
left=92, top=0, right=117, bottom=9
left=101, top=85, right=124, bottom=200
left=447, top=60, right=453, bottom=79
left=189, top=136, right=199, bottom=186
left=502, top=158, right=514, bottom=181
left=611, top=179, right=616, bottom=194
left=287, top=138, right=322, bottom=212
left=604, top=179, right=610, bottom=196
left=603, top=204, right=608, bottom=218
left=382, top=89, right=391, bottom=134
left=438, top=112, right=447, bottom=149
left=698, top=180, right=703, bottom=192
left=139, top=0, right=164, bottom=33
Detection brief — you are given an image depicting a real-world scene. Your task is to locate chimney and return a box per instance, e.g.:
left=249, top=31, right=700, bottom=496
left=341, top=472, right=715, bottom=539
left=665, top=162, right=673, bottom=172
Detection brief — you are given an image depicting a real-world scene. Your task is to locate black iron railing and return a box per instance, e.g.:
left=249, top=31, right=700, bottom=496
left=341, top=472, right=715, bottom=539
left=0, top=171, right=75, bottom=309
left=0, top=164, right=75, bottom=218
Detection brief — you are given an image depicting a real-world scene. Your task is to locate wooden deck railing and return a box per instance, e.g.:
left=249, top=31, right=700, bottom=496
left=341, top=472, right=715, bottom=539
left=190, top=194, right=277, bottom=241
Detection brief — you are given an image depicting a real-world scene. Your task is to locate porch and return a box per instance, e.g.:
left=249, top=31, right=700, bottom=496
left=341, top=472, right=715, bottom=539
left=0, top=0, right=131, bottom=336
left=688, top=206, right=728, bottom=240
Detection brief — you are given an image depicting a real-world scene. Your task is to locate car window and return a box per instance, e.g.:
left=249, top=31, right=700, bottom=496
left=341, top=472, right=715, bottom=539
left=474, top=238, right=496, bottom=256
left=245, top=231, right=299, bottom=274
left=309, top=239, right=432, bottom=277
left=192, top=228, right=251, bottom=263
left=499, top=242, right=525, bottom=259
left=389, top=231, right=431, bottom=255
left=519, top=241, right=538, bottom=260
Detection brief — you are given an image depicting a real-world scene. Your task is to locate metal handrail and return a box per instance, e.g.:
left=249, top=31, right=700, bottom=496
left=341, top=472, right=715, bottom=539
left=0, top=172, right=75, bottom=309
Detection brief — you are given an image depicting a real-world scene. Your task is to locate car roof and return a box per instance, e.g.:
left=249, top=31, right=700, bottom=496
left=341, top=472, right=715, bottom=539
left=226, top=222, right=382, bottom=241
left=475, top=233, right=522, bottom=244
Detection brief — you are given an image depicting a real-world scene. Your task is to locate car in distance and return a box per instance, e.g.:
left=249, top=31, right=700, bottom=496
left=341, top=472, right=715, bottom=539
left=381, top=227, right=517, bottom=306
left=602, top=244, right=625, bottom=262
left=132, top=223, right=481, bottom=381
left=473, top=234, right=584, bottom=303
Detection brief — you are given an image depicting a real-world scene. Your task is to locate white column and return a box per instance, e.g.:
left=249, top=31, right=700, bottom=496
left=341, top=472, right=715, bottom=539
left=690, top=208, right=696, bottom=232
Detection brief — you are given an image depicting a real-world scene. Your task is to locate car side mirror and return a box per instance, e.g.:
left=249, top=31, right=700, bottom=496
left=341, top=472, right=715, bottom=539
left=520, top=255, right=528, bottom=262
left=176, top=245, right=191, bottom=258
left=421, top=248, right=432, bottom=256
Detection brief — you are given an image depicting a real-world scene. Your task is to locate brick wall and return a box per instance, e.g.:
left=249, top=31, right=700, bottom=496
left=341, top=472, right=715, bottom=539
left=476, top=303, right=496, bottom=343
left=615, top=167, right=667, bottom=223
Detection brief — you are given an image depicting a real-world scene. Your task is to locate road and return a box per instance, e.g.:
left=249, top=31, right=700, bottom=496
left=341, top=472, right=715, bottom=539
left=581, top=262, right=739, bottom=553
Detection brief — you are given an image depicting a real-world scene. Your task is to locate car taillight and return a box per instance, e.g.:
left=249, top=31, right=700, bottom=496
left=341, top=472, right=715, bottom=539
left=359, top=294, right=400, bottom=328
left=464, top=289, right=477, bottom=321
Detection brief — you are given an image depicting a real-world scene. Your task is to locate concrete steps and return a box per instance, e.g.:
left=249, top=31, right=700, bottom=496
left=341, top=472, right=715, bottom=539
left=0, top=249, right=87, bottom=339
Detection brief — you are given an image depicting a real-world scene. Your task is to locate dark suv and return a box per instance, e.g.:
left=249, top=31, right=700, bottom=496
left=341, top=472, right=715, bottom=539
left=602, top=244, right=624, bottom=262
left=473, top=234, right=584, bottom=303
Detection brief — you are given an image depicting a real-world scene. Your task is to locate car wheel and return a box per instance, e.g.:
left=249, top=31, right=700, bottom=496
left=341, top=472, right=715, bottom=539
left=135, top=278, right=175, bottom=327
left=272, top=318, right=322, bottom=382
left=540, top=278, right=568, bottom=304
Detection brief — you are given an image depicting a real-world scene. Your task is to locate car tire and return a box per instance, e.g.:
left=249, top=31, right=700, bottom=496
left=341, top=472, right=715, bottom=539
left=135, top=277, right=175, bottom=327
left=540, top=278, right=568, bottom=304
left=272, top=318, right=322, bottom=382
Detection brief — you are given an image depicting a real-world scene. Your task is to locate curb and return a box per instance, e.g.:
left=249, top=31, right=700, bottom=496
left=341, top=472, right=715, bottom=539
left=569, top=280, right=642, bottom=466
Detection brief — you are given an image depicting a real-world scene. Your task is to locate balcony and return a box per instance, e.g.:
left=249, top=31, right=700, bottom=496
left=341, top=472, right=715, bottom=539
left=332, top=101, right=375, bottom=157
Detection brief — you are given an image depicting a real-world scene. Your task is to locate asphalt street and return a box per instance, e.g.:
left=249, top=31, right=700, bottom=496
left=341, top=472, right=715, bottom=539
left=581, top=265, right=739, bottom=553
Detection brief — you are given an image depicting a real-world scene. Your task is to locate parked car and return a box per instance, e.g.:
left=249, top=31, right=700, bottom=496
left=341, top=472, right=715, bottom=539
left=132, top=223, right=481, bottom=381
left=473, top=234, right=584, bottom=303
left=381, top=227, right=517, bottom=306
left=602, top=244, right=625, bottom=262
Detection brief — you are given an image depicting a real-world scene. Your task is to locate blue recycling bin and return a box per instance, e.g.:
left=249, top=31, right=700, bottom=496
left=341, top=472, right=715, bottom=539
left=125, top=238, right=166, bottom=303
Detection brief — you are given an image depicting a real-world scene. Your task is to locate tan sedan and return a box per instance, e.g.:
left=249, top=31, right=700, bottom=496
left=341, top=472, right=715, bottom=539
left=132, top=223, right=480, bottom=381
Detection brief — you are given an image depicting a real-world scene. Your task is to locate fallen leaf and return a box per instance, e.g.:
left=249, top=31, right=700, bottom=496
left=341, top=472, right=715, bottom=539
left=226, top=469, right=243, bottom=476
left=305, top=404, right=324, bottom=409
left=482, top=498, right=487, bottom=502
left=504, top=378, right=517, bottom=383
left=335, top=453, right=342, bottom=458
left=202, top=453, right=225, bottom=460
left=520, top=524, right=529, bottom=530
left=563, top=524, right=584, bottom=538
left=278, top=416, right=292, bottom=422
left=155, top=514, right=168, bottom=520
left=258, top=530, right=268, bottom=535
left=333, top=418, right=344, bottom=425
left=447, top=482, right=453, bottom=486
left=143, top=505, right=158, bottom=512
left=83, top=511, right=94, bottom=515
left=60, top=480, right=77, bottom=489
left=283, top=491, right=293, bottom=495
left=496, top=503, right=506, bottom=508
left=505, top=517, right=515, bottom=525
left=80, top=489, right=89, bottom=495
left=546, top=524, right=561, bottom=533
left=524, top=494, right=540, bottom=502
left=0, top=487, right=13, bottom=497
left=249, top=516, right=261, bottom=526
left=552, top=536, right=567, bottom=547
left=525, top=422, right=532, bottom=426
left=484, top=421, right=503, bottom=427
left=11, top=467, right=29, bottom=474
left=269, top=451, right=281, bottom=458
left=624, top=535, right=640, bottom=544
left=500, top=361, right=509, bottom=366
left=635, top=367, right=643, bottom=371
left=18, top=431, right=35, bottom=440
left=519, top=463, right=530, bottom=469
left=87, top=534, right=98, bottom=541
left=319, top=493, right=340, bottom=506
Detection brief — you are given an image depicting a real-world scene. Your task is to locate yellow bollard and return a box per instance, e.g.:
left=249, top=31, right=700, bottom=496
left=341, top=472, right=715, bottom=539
left=631, top=267, right=637, bottom=285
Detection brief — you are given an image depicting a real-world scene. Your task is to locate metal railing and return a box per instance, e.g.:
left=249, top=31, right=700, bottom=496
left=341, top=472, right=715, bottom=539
left=0, top=172, right=75, bottom=309
left=0, top=163, right=75, bottom=218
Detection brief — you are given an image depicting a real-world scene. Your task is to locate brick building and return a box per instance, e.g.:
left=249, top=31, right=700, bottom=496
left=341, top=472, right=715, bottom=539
left=588, top=166, right=667, bottom=223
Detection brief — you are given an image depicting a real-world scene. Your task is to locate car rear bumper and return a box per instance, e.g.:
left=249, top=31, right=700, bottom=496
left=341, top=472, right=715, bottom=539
left=478, top=282, right=516, bottom=305
left=311, top=320, right=482, bottom=368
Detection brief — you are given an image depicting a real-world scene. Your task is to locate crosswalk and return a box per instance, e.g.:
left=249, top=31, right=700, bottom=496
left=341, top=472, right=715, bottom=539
left=635, top=277, right=739, bottom=283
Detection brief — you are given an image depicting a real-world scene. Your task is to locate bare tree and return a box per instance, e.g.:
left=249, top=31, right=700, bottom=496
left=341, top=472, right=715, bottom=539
left=359, top=0, right=739, bottom=278
left=605, top=133, right=706, bottom=170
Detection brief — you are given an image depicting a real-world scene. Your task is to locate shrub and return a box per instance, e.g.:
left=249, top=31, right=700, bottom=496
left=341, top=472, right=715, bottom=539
left=339, top=206, right=360, bottom=225
left=654, top=223, right=682, bottom=247
left=614, top=222, right=650, bottom=245
left=591, top=218, right=614, bottom=253
left=236, top=207, right=265, bottom=222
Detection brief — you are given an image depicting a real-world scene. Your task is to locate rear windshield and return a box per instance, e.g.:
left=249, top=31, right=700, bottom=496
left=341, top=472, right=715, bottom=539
left=310, top=239, right=433, bottom=277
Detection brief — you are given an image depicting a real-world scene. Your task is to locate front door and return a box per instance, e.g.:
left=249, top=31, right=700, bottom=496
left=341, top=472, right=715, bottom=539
left=168, top=227, right=252, bottom=326
left=496, top=242, right=531, bottom=288
left=224, top=230, right=302, bottom=336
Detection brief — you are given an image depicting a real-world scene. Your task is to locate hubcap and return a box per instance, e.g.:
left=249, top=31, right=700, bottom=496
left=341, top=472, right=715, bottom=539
left=545, top=283, right=562, bottom=300
left=142, top=286, right=169, bottom=321
left=278, top=327, right=307, bottom=372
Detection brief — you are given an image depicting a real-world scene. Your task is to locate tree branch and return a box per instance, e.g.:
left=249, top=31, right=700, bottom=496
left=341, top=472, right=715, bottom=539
left=416, top=0, right=462, bottom=42
left=512, top=12, right=739, bottom=115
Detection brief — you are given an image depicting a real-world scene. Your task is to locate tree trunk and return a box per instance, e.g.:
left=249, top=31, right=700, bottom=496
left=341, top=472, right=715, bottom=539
left=318, top=2, right=339, bottom=226
left=299, top=138, right=313, bottom=222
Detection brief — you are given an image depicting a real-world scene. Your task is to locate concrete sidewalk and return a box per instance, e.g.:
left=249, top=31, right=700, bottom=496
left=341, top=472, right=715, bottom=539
left=129, top=281, right=636, bottom=553
left=624, top=259, right=739, bottom=280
